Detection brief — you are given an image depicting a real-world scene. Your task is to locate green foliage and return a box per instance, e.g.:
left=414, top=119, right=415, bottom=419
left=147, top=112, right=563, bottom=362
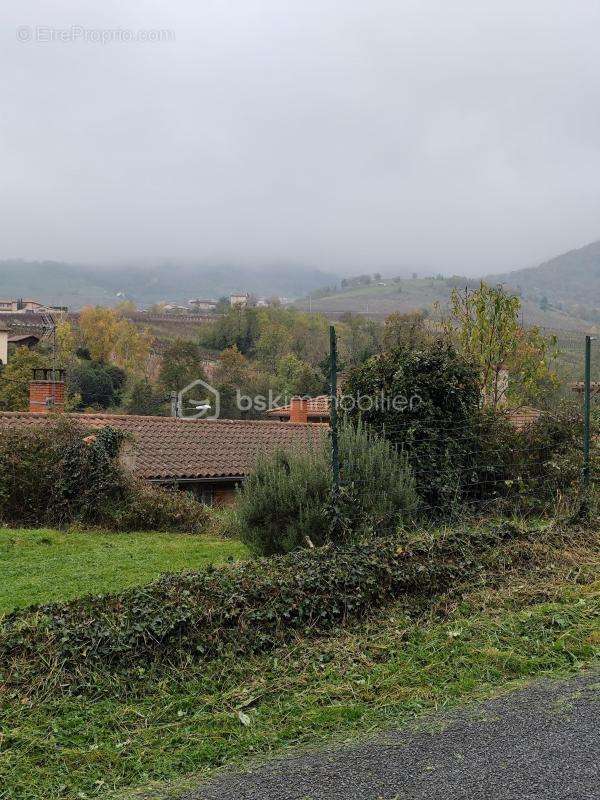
left=466, top=409, right=588, bottom=513
left=448, top=282, right=558, bottom=408
left=124, top=377, right=168, bottom=415
left=201, top=306, right=330, bottom=370
left=236, top=419, right=417, bottom=555
left=104, top=481, right=208, bottom=533
left=274, top=353, right=324, bottom=398
left=0, top=521, right=542, bottom=683
left=235, top=444, right=330, bottom=555
left=382, top=310, right=429, bottom=350
left=70, top=359, right=127, bottom=409
left=0, top=347, right=45, bottom=411
left=337, top=313, right=382, bottom=366
left=344, top=341, right=481, bottom=508
left=0, top=420, right=207, bottom=532
left=158, top=338, right=206, bottom=393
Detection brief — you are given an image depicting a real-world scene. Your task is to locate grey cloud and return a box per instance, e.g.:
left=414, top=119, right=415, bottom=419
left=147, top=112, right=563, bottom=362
left=2, top=0, right=600, bottom=275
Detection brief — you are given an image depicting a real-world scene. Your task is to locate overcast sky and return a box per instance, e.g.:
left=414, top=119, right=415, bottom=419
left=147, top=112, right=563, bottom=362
left=2, top=1, right=600, bottom=276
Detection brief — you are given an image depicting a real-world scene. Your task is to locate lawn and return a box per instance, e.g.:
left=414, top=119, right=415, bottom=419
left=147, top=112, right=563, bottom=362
left=0, top=523, right=598, bottom=800
left=0, top=527, right=248, bottom=614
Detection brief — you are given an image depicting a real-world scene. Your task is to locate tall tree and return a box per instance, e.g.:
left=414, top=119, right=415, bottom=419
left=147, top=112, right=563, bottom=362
left=78, top=306, right=152, bottom=377
left=447, top=282, right=557, bottom=409
left=158, top=339, right=206, bottom=393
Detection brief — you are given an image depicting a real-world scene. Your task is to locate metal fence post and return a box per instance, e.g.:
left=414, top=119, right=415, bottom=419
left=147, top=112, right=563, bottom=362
left=583, top=335, right=591, bottom=490
left=329, top=325, right=340, bottom=493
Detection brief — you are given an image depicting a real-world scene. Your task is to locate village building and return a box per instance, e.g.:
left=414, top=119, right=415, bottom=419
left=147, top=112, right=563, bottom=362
left=0, top=299, right=68, bottom=314
left=189, top=299, right=218, bottom=312
left=0, top=373, right=326, bottom=505
left=229, top=293, right=250, bottom=308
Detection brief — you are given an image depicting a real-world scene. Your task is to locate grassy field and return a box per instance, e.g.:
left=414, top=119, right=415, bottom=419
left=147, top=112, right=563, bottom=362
left=0, top=528, right=247, bottom=614
left=295, top=276, right=593, bottom=330
left=1, top=523, right=598, bottom=800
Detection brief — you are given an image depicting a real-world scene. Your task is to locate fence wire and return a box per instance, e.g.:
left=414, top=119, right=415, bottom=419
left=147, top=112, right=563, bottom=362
left=334, top=331, right=597, bottom=518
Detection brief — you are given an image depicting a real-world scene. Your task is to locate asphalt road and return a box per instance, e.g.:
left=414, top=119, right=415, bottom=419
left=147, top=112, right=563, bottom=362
left=183, top=671, right=600, bottom=800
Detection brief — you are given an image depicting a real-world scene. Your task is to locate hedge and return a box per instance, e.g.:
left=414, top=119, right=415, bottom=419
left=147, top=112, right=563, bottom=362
left=0, top=522, right=543, bottom=685
left=0, top=419, right=208, bottom=532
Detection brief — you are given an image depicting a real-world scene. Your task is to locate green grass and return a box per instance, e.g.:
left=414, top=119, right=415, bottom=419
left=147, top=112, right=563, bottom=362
left=1, top=569, right=598, bottom=799
left=0, top=528, right=247, bottom=614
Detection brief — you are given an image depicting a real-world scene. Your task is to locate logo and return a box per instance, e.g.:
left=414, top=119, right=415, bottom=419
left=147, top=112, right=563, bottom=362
left=178, top=379, right=220, bottom=420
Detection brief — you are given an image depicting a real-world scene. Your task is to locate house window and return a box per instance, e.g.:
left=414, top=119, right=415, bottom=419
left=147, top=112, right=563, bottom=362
left=197, top=485, right=214, bottom=506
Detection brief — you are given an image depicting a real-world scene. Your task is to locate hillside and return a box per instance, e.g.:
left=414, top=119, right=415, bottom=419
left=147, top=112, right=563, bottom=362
left=295, top=275, right=594, bottom=331
left=489, top=239, right=600, bottom=323
left=0, top=261, right=338, bottom=309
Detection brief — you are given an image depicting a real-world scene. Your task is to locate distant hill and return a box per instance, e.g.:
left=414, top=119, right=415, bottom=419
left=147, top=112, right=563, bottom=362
left=294, top=274, right=593, bottom=331
left=0, top=260, right=339, bottom=309
left=489, top=240, right=600, bottom=323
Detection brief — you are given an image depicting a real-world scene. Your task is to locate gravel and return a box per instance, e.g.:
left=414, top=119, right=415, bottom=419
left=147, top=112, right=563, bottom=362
left=182, top=671, right=600, bottom=800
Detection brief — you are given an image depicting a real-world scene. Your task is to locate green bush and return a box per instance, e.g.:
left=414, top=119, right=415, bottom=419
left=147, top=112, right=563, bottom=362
left=0, top=521, right=539, bottom=684
left=343, top=341, right=481, bottom=508
left=236, top=418, right=417, bottom=555
left=466, top=409, right=588, bottom=513
left=105, top=481, right=207, bottom=533
left=0, top=419, right=207, bottom=532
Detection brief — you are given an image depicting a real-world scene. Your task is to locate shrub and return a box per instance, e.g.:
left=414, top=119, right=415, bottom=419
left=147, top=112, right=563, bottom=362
left=0, top=521, right=543, bottom=684
left=104, top=481, right=207, bottom=532
left=466, top=409, right=588, bottom=513
left=69, top=360, right=126, bottom=409
left=236, top=418, right=417, bottom=555
left=343, top=341, right=481, bottom=508
left=0, top=419, right=208, bottom=532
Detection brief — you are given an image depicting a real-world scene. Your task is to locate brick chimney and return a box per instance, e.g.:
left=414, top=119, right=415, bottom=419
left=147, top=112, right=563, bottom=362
left=29, top=368, right=66, bottom=413
left=289, top=396, right=309, bottom=423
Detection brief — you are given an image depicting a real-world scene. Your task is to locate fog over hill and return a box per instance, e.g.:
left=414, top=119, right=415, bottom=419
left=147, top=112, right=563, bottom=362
left=489, top=239, right=600, bottom=323
left=0, top=261, right=339, bottom=307
left=1, top=235, right=599, bottom=330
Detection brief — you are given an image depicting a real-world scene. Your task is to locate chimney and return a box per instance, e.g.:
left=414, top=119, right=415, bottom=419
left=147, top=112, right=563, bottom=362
left=0, top=325, right=8, bottom=366
left=289, top=396, right=309, bottom=423
left=29, top=368, right=66, bottom=413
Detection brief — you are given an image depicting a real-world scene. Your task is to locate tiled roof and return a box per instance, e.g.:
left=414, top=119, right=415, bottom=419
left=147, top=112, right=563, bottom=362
left=0, top=413, right=327, bottom=481
left=506, top=407, right=542, bottom=431
left=266, top=395, right=331, bottom=417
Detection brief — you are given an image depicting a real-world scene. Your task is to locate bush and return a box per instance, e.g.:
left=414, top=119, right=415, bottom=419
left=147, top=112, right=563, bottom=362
left=236, top=418, right=417, bottom=555
left=344, top=341, right=481, bottom=508
left=69, top=360, right=126, bottom=409
left=0, top=419, right=207, bottom=532
left=105, top=481, right=207, bottom=533
left=0, top=521, right=541, bottom=683
left=466, top=409, right=587, bottom=513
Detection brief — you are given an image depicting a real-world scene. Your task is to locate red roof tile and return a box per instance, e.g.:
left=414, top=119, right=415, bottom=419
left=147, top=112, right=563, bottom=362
left=0, top=413, right=328, bottom=481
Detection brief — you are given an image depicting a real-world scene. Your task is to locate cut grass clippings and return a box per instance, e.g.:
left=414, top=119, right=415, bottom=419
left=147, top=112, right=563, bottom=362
left=0, top=528, right=248, bottom=614
left=1, top=523, right=599, bottom=800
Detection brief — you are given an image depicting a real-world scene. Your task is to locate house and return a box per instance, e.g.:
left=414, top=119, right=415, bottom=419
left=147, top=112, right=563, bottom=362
left=0, top=299, right=68, bottom=314
left=267, top=395, right=331, bottom=423
left=0, top=411, right=326, bottom=505
left=8, top=333, right=41, bottom=350
left=230, top=293, right=249, bottom=308
left=571, top=381, right=600, bottom=397
left=189, top=299, right=218, bottom=312
left=0, top=372, right=327, bottom=505
left=266, top=392, right=542, bottom=431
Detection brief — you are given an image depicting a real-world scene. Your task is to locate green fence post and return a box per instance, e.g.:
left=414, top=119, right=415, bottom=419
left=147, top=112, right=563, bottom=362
left=329, top=325, right=340, bottom=493
left=583, top=335, right=591, bottom=490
